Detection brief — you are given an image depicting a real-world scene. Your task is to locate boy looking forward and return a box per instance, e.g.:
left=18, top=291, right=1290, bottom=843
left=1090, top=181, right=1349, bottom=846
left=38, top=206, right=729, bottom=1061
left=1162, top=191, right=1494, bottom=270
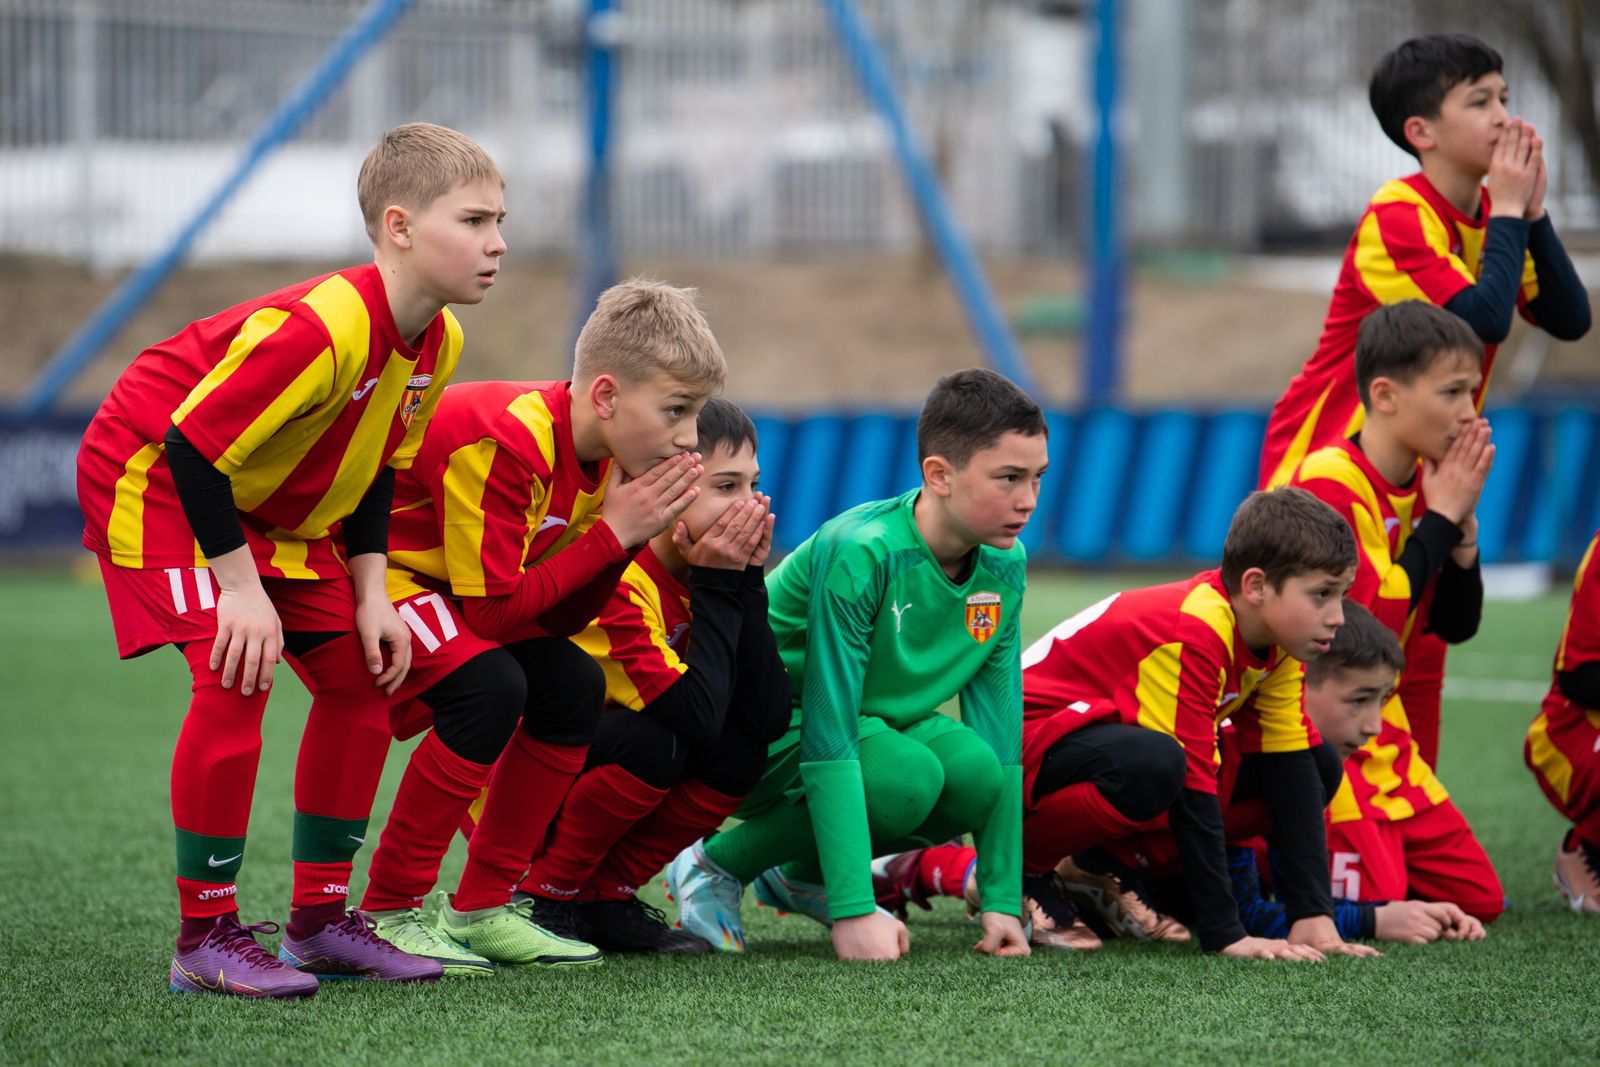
left=1526, top=528, right=1600, bottom=913
left=357, top=280, right=722, bottom=969
left=507, top=398, right=791, bottom=954
left=1020, top=489, right=1377, bottom=961
left=1262, top=33, right=1589, bottom=768
left=668, top=369, right=1045, bottom=962
left=75, top=123, right=504, bottom=997
left=1288, top=300, right=1502, bottom=924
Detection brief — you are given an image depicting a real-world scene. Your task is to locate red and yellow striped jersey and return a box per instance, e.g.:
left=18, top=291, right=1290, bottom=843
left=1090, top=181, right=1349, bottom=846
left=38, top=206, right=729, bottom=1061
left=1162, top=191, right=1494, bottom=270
left=1527, top=531, right=1600, bottom=804
left=1291, top=437, right=1449, bottom=822
left=77, top=264, right=460, bottom=579
left=1290, top=438, right=1428, bottom=641
left=385, top=380, right=612, bottom=600
left=570, top=545, right=691, bottom=710
left=1260, top=173, right=1538, bottom=489
left=1022, top=570, right=1316, bottom=795
left=1328, top=694, right=1449, bottom=824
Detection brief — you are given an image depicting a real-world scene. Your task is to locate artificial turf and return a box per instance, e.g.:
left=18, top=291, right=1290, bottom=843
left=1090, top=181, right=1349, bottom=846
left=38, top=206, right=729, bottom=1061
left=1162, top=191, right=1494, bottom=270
left=2, top=567, right=1596, bottom=1066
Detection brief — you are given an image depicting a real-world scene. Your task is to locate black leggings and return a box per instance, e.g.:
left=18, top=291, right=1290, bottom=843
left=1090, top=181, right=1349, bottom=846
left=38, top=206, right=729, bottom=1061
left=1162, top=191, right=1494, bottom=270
left=419, top=637, right=604, bottom=764
left=1032, top=721, right=1186, bottom=822
left=586, top=705, right=775, bottom=797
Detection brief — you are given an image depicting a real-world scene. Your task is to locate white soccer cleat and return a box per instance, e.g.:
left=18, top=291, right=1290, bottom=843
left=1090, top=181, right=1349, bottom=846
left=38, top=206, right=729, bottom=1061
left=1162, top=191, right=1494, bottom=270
left=665, top=839, right=748, bottom=952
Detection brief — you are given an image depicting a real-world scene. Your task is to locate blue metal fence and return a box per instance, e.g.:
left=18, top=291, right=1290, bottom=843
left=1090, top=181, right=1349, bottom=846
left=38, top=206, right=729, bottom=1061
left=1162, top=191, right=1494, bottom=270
left=7, top=404, right=1599, bottom=568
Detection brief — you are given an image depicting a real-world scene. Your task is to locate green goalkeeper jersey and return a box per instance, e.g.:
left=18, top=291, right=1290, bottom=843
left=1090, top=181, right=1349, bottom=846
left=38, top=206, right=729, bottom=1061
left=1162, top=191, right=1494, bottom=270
left=767, top=489, right=1025, bottom=919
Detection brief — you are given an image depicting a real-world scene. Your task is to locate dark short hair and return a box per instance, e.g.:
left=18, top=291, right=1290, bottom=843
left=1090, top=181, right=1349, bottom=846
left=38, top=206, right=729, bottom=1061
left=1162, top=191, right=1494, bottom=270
left=1355, top=301, right=1484, bottom=408
left=1221, top=488, right=1357, bottom=593
left=917, top=368, right=1046, bottom=469
left=1305, top=601, right=1405, bottom=687
left=1369, top=34, right=1503, bottom=158
left=695, top=396, right=758, bottom=461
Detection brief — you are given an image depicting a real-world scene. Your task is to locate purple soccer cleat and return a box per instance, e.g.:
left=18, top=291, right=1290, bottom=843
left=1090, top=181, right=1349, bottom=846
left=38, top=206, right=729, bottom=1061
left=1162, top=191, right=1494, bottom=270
left=278, top=909, right=444, bottom=983
left=169, top=915, right=321, bottom=999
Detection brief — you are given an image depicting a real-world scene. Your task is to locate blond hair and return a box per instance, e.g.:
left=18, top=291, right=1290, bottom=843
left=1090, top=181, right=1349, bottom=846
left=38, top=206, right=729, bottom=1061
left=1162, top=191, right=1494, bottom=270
left=572, top=278, right=727, bottom=392
left=358, top=122, right=503, bottom=241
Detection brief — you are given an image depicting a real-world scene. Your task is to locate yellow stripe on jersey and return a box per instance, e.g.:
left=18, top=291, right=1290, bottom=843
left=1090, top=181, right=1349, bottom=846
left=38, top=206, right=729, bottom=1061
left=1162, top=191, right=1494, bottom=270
left=1248, top=656, right=1312, bottom=753
left=572, top=622, right=637, bottom=710
left=299, top=356, right=414, bottom=538
left=267, top=531, right=316, bottom=579
left=299, top=274, right=372, bottom=397
left=1527, top=712, right=1574, bottom=804
left=1363, top=180, right=1477, bottom=296
left=1299, top=448, right=1413, bottom=606
left=1135, top=642, right=1196, bottom=737
left=1180, top=582, right=1236, bottom=657
left=172, top=307, right=294, bottom=441
left=227, top=350, right=337, bottom=512
left=505, top=391, right=558, bottom=473
left=1520, top=249, right=1540, bottom=303
left=106, top=443, right=166, bottom=567
left=437, top=439, right=498, bottom=594
left=1354, top=212, right=1432, bottom=305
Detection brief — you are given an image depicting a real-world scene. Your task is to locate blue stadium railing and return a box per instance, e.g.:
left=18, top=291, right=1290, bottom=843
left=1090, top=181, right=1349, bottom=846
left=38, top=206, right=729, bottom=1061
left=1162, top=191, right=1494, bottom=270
left=4, top=405, right=1598, bottom=567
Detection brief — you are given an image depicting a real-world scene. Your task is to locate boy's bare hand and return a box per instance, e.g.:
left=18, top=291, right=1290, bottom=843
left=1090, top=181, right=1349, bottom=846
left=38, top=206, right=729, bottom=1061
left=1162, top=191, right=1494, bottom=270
left=211, top=582, right=283, bottom=697
left=673, top=497, right=766, bottom=570
left=1218, top=935, right=1324, bottom=962
left=1289, top=915, right=1382, bottom=958
left=1431, top=901, right=1487, bottom=941
left=972, top=911, right=1030, bottom=957
left=831, top=911, right=909, bottom=962
left=748, top=494, right=776, bottom=568
left=1423, top=419, right=1494, bottom=525
left=1488, top=118, right=1539, bottom=218
left=355, top=597, right=412, bottom=696
left=602, top=452, right=703, bottom=548
left=1524, top=136, right=1548, bottom=221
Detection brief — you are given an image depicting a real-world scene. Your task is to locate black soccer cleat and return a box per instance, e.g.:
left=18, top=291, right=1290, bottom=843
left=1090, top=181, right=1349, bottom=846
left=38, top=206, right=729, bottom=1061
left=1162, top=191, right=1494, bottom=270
left=583, top=897, right=714, bottom=954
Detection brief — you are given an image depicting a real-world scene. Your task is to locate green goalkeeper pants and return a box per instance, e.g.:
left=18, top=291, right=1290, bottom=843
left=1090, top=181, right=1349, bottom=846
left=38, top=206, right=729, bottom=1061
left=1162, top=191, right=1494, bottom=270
left=703, top=712, right=1003, bottom=885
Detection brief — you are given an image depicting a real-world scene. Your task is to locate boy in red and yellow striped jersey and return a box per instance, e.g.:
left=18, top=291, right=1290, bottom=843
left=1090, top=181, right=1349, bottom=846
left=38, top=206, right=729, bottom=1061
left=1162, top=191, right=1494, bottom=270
left=1526, top=529, right=1600, bottom=913
left=1289, top=300, right=1503, bottom=924
left=75, top=123, right=505, bottom=997
left=1261, top=34, right=1589, bottom=768
left=1019, top=488, right=1378, bottom=961
left=356, top=280, right=725, bottom=969
left=489, top=398, right=791, bottom=953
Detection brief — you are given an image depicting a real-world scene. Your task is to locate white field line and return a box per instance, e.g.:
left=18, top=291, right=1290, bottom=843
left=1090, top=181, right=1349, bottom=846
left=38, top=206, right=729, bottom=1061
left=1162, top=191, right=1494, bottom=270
left=1442, top=676, right=1552, bottom=704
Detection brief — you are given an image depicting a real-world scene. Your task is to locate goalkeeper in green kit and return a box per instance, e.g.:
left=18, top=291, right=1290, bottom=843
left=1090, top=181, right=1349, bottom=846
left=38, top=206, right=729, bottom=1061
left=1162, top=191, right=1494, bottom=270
left=666, top=369, right=1045, bottom=961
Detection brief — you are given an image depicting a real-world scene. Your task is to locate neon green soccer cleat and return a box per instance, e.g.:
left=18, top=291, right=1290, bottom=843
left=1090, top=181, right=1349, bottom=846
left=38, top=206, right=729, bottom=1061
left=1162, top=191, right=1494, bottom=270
left=428, top=891, right=603, bottom=967
left=369, top=906, right=495, bottom=978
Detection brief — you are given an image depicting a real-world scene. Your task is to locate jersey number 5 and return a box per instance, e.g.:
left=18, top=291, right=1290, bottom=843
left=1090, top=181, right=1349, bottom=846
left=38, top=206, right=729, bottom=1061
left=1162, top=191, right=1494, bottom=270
left=1330, top=851, right=1362, bottom=900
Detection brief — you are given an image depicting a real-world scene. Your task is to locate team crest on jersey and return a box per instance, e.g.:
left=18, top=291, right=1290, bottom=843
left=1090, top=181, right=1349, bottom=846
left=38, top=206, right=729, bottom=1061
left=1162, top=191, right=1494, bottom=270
left=400, top=375, right=432, bottom=427
left=965, top=591, right=1002, bottom=643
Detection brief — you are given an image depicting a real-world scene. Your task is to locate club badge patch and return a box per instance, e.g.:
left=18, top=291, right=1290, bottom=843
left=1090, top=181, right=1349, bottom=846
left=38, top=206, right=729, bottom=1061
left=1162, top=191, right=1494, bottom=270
left=400, top=375, right=432, bottom=427
left=965, top=591, right=1002, bottom=644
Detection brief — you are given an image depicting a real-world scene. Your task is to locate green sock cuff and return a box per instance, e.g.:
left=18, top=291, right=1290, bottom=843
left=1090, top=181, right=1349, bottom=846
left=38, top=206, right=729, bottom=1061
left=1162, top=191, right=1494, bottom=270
left=292, top=812, right=371, bottom=864
left=175, top=828, right=247, bottom=882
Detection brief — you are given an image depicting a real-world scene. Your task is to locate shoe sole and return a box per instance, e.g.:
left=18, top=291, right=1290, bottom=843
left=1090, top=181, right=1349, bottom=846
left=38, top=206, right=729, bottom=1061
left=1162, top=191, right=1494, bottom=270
left=1059, top=880, right=1154, bottom=941
left=169, top=967, right=318, bottom=998
left=276, top=946, right=441, bottom=983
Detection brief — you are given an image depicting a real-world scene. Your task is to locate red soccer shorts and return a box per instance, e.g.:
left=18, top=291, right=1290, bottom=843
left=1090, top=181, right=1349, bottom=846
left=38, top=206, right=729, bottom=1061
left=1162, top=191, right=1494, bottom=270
left=1325, top=800, right=1503, bottom=922
left=1525, top=694, right=1600, bottom=845
left=96, top=556, right=356, bottom=659
left=386, top=589, right=502, bottom=740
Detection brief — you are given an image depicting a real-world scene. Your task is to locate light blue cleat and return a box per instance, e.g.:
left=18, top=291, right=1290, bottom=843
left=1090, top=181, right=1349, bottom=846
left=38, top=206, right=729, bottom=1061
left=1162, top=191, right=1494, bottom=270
left=665, top=839, right=747, bottom=952
left=752, top=866, right=833, bottom=927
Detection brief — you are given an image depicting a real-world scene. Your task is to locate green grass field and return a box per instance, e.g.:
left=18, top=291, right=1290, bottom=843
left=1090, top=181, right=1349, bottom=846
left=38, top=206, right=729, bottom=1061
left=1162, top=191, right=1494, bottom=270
left=2, top=567, right=1597, bottom=1066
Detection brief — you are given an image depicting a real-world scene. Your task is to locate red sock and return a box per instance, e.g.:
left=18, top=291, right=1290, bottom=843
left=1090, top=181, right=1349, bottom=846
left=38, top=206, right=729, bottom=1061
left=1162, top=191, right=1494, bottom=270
left=1023, top=782, right=1149, bottom=874
left=361, top=731, right=495, bottom=912
left=288, top=635, right=394, bottom=928
left=917, top=844, right=978, bottom=899
left=519, top=764, right=668, bottom=900
left=586, top=779, right=743, bottom=900
left=171, top=643, right=268, bottom=921
left=1224, top=797, right=1272, bottom=842
left=454, top=732, right=588, bottom=911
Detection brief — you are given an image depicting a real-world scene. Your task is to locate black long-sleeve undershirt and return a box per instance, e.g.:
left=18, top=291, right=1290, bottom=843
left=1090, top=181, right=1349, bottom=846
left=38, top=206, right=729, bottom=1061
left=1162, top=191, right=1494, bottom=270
left=637, top=565, right=746, bottom=748
left=1559, top=662, right=1600, bottom=710
left=1170, top=788, right=1249, bottom=953
left=727, top=564, right=793, bottom=739
left=1444, top=216, right=1530, bottom=343
left=1523, top=214, right=1591, bottom=341
left=1243, top=750, right=1335, bottom=925
left=341, top=466, right=395, bottom=559
left=1394, top=510, right=1464, bottom=611
left=165, top=424, right=245, bottom=559
left=1426, top=555, right=1483, bottom=644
